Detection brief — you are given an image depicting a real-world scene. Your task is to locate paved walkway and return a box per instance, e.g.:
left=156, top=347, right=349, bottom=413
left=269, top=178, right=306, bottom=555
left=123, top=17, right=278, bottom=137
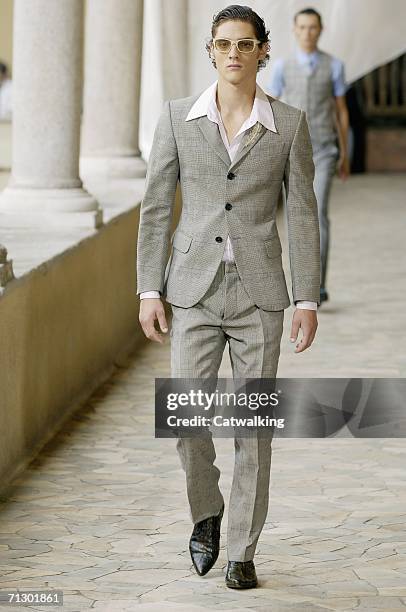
left=1, top=175, right=405, bottom=611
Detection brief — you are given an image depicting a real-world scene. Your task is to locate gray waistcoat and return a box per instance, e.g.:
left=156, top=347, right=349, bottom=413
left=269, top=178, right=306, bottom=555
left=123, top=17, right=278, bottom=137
left=281, top=50, right=337, bottom=148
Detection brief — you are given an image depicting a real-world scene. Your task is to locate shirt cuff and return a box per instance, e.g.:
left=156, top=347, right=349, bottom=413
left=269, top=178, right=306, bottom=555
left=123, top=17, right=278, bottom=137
left=295, top=300, right=318, bottom=311
left=140, top=291, right=161, bottom=299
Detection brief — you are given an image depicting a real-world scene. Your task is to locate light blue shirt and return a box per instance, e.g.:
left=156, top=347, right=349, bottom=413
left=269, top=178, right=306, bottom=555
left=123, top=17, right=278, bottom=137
left=269, top=48, right=347, bottom=98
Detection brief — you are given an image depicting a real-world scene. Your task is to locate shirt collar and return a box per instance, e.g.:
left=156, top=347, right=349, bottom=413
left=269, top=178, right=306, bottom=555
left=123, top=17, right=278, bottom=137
left=296, top=48, right=320, bottom=65
left=185, top=80, right=277, bottom=133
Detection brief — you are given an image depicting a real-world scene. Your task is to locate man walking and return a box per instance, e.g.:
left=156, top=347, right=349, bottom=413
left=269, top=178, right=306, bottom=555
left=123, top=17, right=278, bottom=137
left=269, top=7, right=350, bottom=303
left=137, top=5, right=320, bottom=589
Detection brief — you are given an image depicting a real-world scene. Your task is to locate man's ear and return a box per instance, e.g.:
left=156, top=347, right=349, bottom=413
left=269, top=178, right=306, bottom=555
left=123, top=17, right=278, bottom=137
left=259, top=42, right=270, bottom=60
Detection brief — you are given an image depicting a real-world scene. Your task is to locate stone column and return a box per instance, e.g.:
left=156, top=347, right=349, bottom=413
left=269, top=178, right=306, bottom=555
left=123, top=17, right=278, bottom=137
left=80, top=0, right=146, bottom=179
left=0, top=0, right=102, bottom=228
left=160, top=0, right=189, bottom=100
left=0, top=244, right=14, bottom=291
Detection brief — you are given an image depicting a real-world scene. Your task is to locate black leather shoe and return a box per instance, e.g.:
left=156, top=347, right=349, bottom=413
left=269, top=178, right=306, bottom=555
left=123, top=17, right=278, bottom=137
left=189, top=503, right=224, bottom=576
left=225, top=560, right=258, bottom=589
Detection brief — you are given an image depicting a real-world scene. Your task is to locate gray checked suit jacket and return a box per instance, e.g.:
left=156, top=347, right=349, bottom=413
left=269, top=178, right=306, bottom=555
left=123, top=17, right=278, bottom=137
left=136, top=93, right=321, bottom=310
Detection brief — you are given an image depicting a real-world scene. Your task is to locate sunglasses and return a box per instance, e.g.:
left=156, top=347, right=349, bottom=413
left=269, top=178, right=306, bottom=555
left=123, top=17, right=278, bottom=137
left=212, top=38, right=262, bottom=54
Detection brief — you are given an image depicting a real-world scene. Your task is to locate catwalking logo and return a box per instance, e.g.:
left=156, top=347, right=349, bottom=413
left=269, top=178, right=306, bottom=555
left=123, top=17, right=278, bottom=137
left=167, top=413, right=285, bottom=428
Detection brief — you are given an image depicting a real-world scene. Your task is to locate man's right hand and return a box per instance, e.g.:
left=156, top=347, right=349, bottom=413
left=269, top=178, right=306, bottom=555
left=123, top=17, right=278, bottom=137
left=139, top=298, right=169, bottom=343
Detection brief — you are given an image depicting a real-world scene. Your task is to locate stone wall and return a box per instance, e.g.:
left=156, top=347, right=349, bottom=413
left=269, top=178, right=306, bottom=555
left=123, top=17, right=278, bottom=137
left=0, top=191, right=182, bottom=493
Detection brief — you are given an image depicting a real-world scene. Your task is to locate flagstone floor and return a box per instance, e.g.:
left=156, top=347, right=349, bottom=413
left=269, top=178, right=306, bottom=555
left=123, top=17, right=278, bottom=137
left=0, top=174, right=405, bottom=611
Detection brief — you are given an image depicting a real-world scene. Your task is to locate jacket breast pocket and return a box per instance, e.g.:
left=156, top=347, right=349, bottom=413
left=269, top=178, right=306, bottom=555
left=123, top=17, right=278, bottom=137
left=256, top=139, right=289, bottom=158
left=172, top=229, right=193, bottom=253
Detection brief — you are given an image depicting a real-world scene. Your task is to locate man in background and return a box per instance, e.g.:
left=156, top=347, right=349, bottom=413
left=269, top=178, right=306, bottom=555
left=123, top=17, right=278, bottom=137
left=269, top=7, right=350, bottom=304
left=0, top=61, right=12, bottom=120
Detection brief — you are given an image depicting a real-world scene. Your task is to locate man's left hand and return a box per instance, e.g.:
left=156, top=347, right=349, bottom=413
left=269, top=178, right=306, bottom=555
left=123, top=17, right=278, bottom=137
left=290, top=309, right=318, bottom=354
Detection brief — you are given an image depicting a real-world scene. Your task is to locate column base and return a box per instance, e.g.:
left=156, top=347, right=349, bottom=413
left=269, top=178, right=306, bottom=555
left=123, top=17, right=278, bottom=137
left=0, top=186, right=103, bottom=228
left=80, top=155, right=147, bottom=179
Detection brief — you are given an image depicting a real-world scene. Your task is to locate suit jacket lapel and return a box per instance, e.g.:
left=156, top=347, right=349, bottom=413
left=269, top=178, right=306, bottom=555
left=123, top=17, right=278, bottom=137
left=196, top=116, right=275, bottom=172
left=197, top=116, right=231, bottom=167
left=228, top=122, right=268, bottom=172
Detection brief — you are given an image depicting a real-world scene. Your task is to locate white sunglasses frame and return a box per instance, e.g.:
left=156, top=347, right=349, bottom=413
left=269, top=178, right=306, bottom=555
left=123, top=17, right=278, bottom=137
left=211, top=37, right=263, bottom=54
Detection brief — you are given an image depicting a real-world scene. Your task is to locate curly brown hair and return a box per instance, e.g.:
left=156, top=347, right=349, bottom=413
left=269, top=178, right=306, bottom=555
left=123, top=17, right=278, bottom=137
left=205, top=5, right=270, bottom=73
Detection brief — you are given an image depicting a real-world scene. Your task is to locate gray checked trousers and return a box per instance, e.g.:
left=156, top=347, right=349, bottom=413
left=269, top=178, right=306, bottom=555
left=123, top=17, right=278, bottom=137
left=170, top=260, right=284, bottom=562
left=313, top=142, right=339, bottom=290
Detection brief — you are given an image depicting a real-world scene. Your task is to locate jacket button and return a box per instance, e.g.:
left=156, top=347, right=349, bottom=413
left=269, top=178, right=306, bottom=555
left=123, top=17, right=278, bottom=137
left=215, top=236, right=223, bottom=243
left=227, top=172, right=235, bottom=180
left=225, top=203, right=232, bottom=210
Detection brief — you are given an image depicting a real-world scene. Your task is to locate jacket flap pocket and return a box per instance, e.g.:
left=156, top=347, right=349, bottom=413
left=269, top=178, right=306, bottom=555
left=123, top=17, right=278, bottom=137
left=264, top=238, right=282, bottom=258
left=172, top=229, right=193, bottom=253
